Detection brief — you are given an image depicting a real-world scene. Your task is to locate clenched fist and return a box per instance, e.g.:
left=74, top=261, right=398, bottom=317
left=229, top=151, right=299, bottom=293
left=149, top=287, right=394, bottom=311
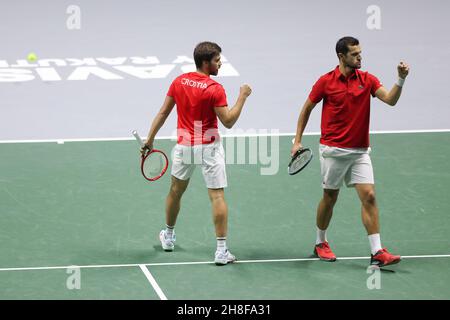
left=240, top=84, right=252, bottom=98
left=398, top=61, right=410, bottom=79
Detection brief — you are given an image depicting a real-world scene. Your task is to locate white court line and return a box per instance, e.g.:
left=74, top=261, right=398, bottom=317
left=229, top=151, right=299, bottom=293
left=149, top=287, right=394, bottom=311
left=139, top=264, right=168, bottom=300
left=0, top=129, right=449, bottom=144
left=0, top=254, right=449, bottom=272
left=0, top=133, right=305, bottom=144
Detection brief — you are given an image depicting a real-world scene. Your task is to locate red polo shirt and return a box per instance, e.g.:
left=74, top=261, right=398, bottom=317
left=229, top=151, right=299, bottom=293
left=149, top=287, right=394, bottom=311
left=308, top=66, right=382, bottom=148
left=167, top=72, right=227, bottom=146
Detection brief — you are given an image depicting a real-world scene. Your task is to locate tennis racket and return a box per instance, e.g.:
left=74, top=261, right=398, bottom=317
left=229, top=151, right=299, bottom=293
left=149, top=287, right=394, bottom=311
left=288, top=147, right=313, bottom=175
left=132, top=130, right=168, bottom=181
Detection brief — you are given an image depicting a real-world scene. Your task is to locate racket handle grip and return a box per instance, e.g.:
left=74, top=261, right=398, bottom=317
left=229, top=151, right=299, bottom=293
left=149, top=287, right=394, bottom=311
left=132, top=130, right=145, bottom=148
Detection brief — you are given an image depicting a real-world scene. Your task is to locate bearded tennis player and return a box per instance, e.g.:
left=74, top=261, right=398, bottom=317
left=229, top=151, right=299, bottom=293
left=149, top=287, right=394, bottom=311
left=292, top=36, right=409, bottom=267
left=142, top=41, right=252, bottom=265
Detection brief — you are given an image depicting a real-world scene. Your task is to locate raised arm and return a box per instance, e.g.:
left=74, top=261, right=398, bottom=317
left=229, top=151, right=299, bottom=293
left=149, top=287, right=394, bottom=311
left=143, top=96, right=176, bottom=152
left=291, top=98, right=317, bottom=156
left=375, top=61, right=410, bottom=106
left=214, top=84, right=252, bottom=129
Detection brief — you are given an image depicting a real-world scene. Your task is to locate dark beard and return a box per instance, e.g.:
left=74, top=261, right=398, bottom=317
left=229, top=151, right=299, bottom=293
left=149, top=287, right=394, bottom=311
left=350, top=62, right=361, bottom=69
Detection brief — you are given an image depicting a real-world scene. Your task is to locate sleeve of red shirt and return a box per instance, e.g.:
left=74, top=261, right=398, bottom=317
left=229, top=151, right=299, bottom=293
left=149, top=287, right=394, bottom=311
left=212, top=85, right=228, bottom=108
left=167, top=80, right=176, bottom=97
left=369, top=73, right=383, bottom=97
left=308, top=76, right=326, bottom=103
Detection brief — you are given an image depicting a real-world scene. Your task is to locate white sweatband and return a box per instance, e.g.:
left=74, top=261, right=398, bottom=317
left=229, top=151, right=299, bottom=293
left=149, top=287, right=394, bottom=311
left=396, top=77, right=405, bottom=87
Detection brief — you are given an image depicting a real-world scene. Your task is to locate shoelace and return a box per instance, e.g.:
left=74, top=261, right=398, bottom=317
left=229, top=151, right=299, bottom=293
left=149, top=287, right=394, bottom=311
left=374, top=248, right=389, bottom=257
left=318, top=243, right=331, bottom=251
left=164, top=233, right=176, bottom=242
left=217, top=250, right=232, bottom=257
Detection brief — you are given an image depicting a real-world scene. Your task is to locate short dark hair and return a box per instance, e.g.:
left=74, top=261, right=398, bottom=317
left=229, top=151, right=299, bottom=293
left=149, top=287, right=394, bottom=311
left=193, top=41, right=222, bottom=69
left=335, top=36, right=359, bottom=56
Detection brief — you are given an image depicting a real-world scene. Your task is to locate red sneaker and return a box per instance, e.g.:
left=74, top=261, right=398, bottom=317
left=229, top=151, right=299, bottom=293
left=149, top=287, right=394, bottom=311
left=314, top=242, right=336, bottom=261
left=370, top=248, right=401, bottom=267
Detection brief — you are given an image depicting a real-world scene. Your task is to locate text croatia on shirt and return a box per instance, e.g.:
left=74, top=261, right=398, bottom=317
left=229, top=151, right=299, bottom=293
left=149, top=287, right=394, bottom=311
left=167, top=72, right=228, bottom=146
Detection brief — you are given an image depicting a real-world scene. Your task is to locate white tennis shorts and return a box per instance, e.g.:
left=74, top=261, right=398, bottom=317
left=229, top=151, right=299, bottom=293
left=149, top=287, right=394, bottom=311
left=171, top=141, right=227, bottom=189
left=319, top=144, right=374, bottom=189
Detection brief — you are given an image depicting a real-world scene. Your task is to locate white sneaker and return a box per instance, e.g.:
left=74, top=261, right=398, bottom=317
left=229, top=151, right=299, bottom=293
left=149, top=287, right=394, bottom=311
left=214, top=249, right=236, bottom=265
left=159, top=229, right=176, bottom=251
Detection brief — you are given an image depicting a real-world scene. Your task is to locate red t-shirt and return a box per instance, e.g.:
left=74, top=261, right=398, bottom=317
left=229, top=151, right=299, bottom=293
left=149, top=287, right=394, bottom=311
left=167, top=72, right=228, bottom=145
left=308, top=66, right=383, bottom=148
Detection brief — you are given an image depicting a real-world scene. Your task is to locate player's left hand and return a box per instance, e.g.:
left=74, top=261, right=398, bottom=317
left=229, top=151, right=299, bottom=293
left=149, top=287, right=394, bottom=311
left=398, top=61, right=410, bottom=79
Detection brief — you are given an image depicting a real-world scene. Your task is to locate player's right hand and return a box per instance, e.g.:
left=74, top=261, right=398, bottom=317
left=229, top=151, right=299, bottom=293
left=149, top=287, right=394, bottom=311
left=140, top=140, right=153, bottom=156
left=291, top=142, right=303, bottom=157
left=240, top=84, right=252, bottom=98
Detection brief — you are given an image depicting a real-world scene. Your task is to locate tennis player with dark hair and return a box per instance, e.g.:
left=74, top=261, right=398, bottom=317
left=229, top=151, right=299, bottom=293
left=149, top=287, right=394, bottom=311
left=291, top=36, right=409, bottom=267
left=142, top=41, right=252, bottom=265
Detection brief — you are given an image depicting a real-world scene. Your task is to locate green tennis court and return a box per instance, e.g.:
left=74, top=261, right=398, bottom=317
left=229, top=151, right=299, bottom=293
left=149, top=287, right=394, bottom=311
left=1, top=132, right=449, bottom=299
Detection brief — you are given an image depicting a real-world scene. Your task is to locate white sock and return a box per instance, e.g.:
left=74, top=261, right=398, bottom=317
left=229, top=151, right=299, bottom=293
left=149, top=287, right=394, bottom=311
left=316, top=227, right=327, bottom=245
left=165, top=225, right=174, bottom=238
left=217, top=237, right=227, bottom=252
left=368, top=233, right=382, bottom=255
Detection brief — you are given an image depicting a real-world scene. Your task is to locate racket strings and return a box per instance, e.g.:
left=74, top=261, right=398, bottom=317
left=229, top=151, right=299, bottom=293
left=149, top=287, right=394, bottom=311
left=288, top=149, right=312, bottom=174
left=143, top=152, right=166, bottom=178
